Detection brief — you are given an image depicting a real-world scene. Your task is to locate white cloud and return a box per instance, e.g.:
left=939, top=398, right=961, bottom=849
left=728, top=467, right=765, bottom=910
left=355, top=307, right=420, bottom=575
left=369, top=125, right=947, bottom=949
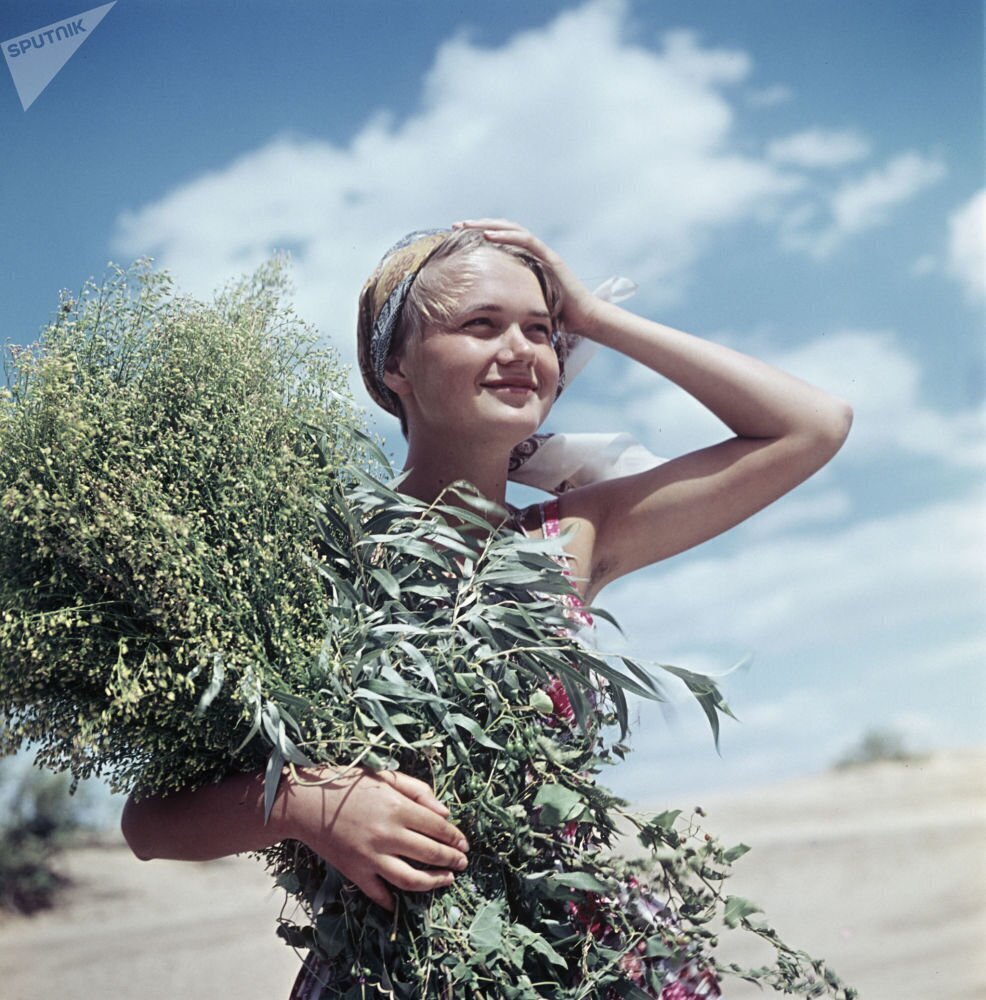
left=946, top=188, right=986, bottom=303
left=767, top=128, right=870, bottom=168
left=737, top=487, right=852, bottom=538
left=594, top=486, right=986, bottom=799
left=782, top=152, right=946, bottom=258
left=744, top=83, right=793, bottom=108
left=771, top=329, right=985, bottom=468
left=606, top=488, right=985, bottom=658
left=832, top=153, right=946, bottom=232
left=112, top=0, right=805, bottom=382
left=107, top=0, right=958, bottom=450
left=910, top=253, right=937, bottom=276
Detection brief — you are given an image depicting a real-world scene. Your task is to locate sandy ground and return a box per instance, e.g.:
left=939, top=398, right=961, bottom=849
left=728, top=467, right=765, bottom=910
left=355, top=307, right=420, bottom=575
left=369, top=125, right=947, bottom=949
left=1, top=748, right=983, bottom=1000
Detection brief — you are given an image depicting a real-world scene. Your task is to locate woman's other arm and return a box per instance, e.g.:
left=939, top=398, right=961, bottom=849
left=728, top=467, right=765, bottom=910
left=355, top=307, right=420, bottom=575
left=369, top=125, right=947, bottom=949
left=122, top=765, right=469, bottom=912
left=454, top=219, right=852, bottom=595
left=563, top=297, right=852, bottom=590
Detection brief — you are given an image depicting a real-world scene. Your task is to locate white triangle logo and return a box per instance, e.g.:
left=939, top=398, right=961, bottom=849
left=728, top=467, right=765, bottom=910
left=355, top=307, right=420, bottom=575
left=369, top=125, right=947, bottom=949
left=3, top=2, right=116, bottom=111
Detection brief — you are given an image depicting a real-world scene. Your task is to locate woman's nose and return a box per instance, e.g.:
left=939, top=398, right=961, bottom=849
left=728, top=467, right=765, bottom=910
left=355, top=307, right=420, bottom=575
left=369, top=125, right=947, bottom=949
left=496, top=323, right=534, bottom=361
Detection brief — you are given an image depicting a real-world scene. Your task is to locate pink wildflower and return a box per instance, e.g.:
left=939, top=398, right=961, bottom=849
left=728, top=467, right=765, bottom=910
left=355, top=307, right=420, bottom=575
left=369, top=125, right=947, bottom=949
left=545, top=676, right=575, bottom=723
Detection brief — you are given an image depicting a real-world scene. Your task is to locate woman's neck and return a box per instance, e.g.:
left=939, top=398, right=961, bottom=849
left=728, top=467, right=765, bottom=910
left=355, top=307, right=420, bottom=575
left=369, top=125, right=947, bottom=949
left=399, top=435, right=512, bottom=510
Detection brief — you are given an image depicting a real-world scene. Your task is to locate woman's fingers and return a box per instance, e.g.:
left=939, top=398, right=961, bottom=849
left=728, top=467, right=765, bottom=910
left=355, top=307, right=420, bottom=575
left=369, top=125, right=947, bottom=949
left=386, top=768, right=450, bottom=818
left=380, top=770, right=469, bottom=851
left=389, top=828, right=469, bottom=872
left=358, top=872, right=396, bottom=913
left=453, top=219, right=599, bottom=335
left=289, top=765, right=471, bottom=911
left=452, top=218, right=545, bottom=249
left=376, top=800, right=468, bottom=869
left=406, top=802, right=470, bottom=853
left=378, top=856, right=458, bottom=895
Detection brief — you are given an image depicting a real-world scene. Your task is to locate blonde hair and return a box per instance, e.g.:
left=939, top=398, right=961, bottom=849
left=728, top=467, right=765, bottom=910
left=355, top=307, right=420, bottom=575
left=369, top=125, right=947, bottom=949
left=389, top=230, right=565, bottom=435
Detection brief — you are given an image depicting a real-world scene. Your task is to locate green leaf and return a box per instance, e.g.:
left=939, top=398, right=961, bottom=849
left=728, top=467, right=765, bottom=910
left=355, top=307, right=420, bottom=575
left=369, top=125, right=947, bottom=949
left=447, top=713, right=504, bottom=751
left=547, top=871, right=614, bottom=893
left=262, top=744, right=284, bottom=824
left=369, top=567, right=401, bottom=600
left=648, top=809, right=682, bottom=832
left=724, top=842, right=752, bottom=863
left=533, top=782, right=585, bottom=826
left=468, top=900, right=504, bottom=955
left=724, top=894, right=764, bottom=928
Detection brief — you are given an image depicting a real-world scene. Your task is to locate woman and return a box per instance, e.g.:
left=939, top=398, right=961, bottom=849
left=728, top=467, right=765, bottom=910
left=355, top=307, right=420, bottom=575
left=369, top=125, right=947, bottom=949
left=122, top=219, right=852, bottom=996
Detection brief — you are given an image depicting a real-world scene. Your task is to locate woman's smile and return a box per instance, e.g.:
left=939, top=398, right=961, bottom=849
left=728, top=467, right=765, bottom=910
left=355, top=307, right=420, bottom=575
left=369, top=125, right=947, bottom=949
left=391, top=248, right=560, bottom=440
left=480, top=376, right=539, bottom=400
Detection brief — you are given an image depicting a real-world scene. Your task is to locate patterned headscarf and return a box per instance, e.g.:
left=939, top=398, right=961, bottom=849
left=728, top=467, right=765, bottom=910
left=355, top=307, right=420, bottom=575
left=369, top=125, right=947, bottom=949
left=357, top=229, right=450, bottom=416
left=357, top=229, right=578, bottom=418
left=357, top=229, right=660, bottom=494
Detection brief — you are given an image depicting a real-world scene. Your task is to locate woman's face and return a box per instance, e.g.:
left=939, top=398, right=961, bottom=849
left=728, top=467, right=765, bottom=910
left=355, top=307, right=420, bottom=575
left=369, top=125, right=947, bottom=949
left=385, top=248, right=560, bottom=447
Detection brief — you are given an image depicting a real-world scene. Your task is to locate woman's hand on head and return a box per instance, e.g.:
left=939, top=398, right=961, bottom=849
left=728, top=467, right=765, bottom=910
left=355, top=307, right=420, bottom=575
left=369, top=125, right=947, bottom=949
left=274, top=764, right=469, bottom=912
left=451, top=219, right=600, bottom=337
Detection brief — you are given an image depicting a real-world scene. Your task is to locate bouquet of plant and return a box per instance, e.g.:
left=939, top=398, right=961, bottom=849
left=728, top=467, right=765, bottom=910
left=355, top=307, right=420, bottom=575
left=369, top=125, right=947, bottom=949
left=0, top=261, right=856, bottom=999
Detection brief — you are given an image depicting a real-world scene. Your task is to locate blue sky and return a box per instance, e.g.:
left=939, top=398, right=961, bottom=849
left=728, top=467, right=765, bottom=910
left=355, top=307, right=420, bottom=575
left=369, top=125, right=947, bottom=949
left=2, top=0, right=983, bottom=802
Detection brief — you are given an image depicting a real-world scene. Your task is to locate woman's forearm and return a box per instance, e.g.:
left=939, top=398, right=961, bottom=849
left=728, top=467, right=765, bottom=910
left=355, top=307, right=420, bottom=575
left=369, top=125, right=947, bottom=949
left=121, top=769, right=284, bottom=862
left=578, top=298, right=852, bottom=446
left=121, top=764, right=470, bottom=912
left=459, top=218, right=851, bottom=449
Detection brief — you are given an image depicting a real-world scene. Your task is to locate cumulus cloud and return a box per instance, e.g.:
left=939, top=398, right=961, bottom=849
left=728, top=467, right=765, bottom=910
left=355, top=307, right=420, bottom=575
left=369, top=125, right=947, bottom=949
left=772, top=329, right=985, bottom=467
left=767, top=128, right=870, bottom=168
left=737, top=487, right=853, bottom=538
left=110, top=0, right=950, bottom=390
left=610, top=489, right=984, bottom=655
left=945, top=188, right=986, bottom=303
left=115, top=2, right=797, bottom=360
left=598, top=487, right=986, bottom=797
left=112, top=0, right=805, bottom=379
left=782, top=152, right=946, bottom=258
left=744, top=83, right=793, bottom=108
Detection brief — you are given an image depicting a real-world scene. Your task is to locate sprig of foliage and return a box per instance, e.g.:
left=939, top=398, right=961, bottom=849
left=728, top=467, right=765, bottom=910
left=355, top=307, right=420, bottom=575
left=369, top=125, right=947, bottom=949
left=260, top=472, right=855, bottom=998
left=0, top=261, right=855, bottom=998
left=0, top=258, right=356, bottom=794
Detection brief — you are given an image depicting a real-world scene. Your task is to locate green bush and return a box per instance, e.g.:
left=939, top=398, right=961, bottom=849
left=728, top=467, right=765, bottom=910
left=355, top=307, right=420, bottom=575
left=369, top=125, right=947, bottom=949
left=0, top=258, right=357, bottom=795
left=0, top=759, right=79, bottom=913
left=834, top=728, right=922, bottom=769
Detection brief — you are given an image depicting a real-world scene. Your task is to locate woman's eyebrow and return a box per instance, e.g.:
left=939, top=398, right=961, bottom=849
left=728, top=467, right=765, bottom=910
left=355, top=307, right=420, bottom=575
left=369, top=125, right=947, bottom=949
left=461, top=303, right=552, bottom=318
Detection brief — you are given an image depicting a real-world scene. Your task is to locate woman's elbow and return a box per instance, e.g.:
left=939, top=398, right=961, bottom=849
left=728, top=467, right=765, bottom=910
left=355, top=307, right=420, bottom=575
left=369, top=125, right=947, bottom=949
left=821, top=397, right=853, bottom=453
left=121, top=794, right=157, bottom=861
left=790, top=396, right=853, bottom=475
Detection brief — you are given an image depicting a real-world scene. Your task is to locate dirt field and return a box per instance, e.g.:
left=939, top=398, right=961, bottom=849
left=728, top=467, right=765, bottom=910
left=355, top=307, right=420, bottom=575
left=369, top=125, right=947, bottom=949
left=1, top=748, right=983, bottom=999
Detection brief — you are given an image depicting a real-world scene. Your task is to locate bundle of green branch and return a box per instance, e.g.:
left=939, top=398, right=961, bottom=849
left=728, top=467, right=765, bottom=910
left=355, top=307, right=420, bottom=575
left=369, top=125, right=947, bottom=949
left=0, top=262, right=855, bottom=999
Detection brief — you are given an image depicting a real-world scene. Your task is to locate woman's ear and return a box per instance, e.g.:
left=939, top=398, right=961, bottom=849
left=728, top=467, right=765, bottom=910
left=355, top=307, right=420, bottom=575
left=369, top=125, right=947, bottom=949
left=382, top=352, right=413, bottom=398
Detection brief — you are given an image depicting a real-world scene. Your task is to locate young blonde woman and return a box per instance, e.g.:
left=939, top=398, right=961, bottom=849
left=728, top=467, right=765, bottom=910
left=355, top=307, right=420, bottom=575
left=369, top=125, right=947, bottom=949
left=123, top=219, right=851, bottom=998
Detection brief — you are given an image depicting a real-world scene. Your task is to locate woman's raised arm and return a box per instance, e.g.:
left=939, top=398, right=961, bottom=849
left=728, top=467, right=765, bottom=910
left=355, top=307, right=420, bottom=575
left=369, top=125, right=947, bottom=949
left=561, top=298, right=851, bottom=590
left=121, top=765, right=470, bottom=912
left=453, top=219, right=852, bottom=596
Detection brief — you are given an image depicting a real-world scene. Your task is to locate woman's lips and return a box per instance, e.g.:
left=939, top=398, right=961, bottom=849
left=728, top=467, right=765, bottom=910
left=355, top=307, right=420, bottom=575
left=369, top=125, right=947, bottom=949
left=481, top=381, right=536, bottom=395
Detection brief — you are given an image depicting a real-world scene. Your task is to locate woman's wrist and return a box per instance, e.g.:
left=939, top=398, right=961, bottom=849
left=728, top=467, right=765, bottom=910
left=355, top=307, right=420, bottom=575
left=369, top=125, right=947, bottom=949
left=267, top=764, right=334, bottom=848
left=565, top=296, right=627, bottom=347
